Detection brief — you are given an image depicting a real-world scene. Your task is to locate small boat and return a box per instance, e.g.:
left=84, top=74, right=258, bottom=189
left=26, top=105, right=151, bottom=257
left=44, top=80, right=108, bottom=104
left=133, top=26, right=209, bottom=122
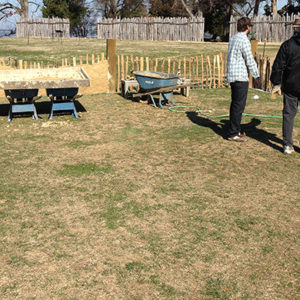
left=133, top=71, right=179, bottom=91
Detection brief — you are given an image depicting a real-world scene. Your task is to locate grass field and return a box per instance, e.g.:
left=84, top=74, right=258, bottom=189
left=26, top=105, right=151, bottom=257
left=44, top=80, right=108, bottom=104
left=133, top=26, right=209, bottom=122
left=0, top=37, right=281, bottom=64
left=0, top=39, right=299, bottom=299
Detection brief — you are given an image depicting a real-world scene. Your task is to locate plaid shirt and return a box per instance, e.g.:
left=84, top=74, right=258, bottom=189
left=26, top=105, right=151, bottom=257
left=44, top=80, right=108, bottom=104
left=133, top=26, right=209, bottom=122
left=227, top=32, right=259, bottom=83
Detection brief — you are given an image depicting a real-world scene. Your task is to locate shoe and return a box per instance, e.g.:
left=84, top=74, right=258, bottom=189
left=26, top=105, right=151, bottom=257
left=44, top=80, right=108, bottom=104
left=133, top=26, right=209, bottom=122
left=228, top=135, right=248, bottom=142
left=283, top=145, right=294, bottom=154
left=238, top=132, right=246, bottom=137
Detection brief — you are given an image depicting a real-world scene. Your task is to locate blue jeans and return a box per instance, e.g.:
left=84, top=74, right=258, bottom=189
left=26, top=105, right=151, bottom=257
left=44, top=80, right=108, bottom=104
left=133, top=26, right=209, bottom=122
left=283, top=93, right=299, bottom=146
left=228, top=81, right=249, bottom=137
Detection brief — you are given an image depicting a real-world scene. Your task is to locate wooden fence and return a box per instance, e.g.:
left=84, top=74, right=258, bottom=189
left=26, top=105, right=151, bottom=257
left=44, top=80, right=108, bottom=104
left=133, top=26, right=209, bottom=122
left=0, top=52, right=273, bottom=93
left=97, top=17, right=205, bottom=41
left=16, top=18, right=70, bottom=38
left=229, top=14, right=300, bottom=42
left=0, top=53, right=105, bottom=69
left=116, top=54, right=225, bottom=91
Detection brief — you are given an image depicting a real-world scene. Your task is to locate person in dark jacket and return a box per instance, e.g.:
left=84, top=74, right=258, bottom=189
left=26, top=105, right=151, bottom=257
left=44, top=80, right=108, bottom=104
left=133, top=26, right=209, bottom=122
left=270, top=17, right=300, bottom=154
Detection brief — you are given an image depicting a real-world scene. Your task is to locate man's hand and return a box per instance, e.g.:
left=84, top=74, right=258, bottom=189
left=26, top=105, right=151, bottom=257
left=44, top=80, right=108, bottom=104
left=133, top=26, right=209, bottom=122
left=271, top=85, right=281, bottom=99
left=253, top=77, right=262, bottom=89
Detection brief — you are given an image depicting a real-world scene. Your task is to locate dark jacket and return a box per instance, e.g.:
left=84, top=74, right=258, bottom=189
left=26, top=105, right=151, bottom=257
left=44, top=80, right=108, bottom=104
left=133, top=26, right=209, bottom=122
left=270, top=31, right=300, bottom=96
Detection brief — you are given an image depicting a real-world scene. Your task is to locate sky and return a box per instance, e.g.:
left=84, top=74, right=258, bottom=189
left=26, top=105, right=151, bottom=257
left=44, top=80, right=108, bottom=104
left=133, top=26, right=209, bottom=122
left=0, top=0, right=291, bottom=32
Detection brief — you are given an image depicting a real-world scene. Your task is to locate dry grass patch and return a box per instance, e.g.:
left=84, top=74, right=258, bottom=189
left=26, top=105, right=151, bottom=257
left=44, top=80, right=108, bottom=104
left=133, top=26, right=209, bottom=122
left=0, top=88, right=299, bottom=299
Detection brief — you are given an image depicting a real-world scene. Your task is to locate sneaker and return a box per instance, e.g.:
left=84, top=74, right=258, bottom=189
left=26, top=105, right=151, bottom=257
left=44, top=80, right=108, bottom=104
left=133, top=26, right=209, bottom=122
left=228, top=135, right=248, bottom=142
left=238, top=132, right=246, bottom=137
left=283, top=145, right=294, bottom=154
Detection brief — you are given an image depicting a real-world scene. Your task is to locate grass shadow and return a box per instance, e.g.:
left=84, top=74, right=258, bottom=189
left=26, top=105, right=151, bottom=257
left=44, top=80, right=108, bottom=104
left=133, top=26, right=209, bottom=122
left=186, top=112, right=300, bottom=153
left=185, top=111, right=228, bottom=140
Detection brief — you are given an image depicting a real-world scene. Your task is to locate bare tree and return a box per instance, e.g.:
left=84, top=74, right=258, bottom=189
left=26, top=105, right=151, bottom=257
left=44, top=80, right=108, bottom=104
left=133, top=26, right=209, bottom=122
left=0, top=0, right=40, bottom=21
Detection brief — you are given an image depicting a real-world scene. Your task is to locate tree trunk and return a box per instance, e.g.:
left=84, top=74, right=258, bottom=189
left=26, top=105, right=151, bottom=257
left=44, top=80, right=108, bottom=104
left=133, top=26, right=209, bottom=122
left=253, top=0, right=261, bottom=17
left=272, top=0, right=277, bottom=16
left=178, top=0, right=194, bottom=18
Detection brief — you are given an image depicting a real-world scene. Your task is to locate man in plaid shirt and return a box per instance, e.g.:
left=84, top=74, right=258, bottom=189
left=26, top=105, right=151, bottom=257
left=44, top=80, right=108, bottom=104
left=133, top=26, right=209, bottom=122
left=227, top=17, right=261, bottom=142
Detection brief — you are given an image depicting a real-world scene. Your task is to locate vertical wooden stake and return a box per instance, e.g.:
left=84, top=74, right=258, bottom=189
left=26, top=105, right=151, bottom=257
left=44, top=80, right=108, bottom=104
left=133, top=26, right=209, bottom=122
left=168, top=58, right=171, bottom=74
left=183, top=57, right=186, bottom=78
left=92, top=53, right=95, bottom=64
left=207, top=56, right=211, bottom=88
left=140, top=56, right=144, bottom=71
left=196, top=56, right=199, bottom=80
left=213, top=56, right=216, bottom=88
left=217, top=55, right=221, bottom=88
left=154, top=58, right=158, bottom=72
left=86, top=54, right=89, bottom=64
left=80, top=56, right=83, bottom=65
left=73, top=57, right=76, bottom=66
left=146, top=57, right=149, bottom=71
left=201, top=55, right=204, bottom=89
left=106, top=39, right=117, bottom=93
left=125, top=56, right=129, bottom=78
left=121, top=55, right=124, bottom=80
left=220, top=53, right=224, bottom=87
left=18, top=60, right=23, bottom=69
left=161, top=58, right=165, bottom=73
left=117, top=55, right=120, bottom=91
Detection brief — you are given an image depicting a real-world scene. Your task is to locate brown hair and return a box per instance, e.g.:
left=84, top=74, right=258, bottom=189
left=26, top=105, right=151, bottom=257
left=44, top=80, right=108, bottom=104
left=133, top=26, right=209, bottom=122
left=237, top=17, right=252, bottom=32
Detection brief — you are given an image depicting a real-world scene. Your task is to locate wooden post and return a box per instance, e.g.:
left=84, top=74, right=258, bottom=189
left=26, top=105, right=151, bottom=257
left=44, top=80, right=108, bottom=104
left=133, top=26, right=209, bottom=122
left=106, top=39, right=117, bottom=93
left=183, top=57, right=186, bottom=78
left=117, top=55, right=120, bottom=91
left=146, top=57, right=149, bottom=71
left=140, top=56, right=144, bottom=71
left=220, top=53, right=224, bottom=87
left=217, top=55, right=221, bottom=88
left=121, top=55, right=124, bottom=80
left=196, top=56, right=199, bottom=80
left=201, top=55, right=204, bottom=89
left=250, top=40, right=259, bottom=88
left=18, top=60, right=23, bottom=69
left=213, top=56, right=216, bottom=88
left=125, top=56, right=129, bottom=78
left=207, top=56, right=211, bottom=88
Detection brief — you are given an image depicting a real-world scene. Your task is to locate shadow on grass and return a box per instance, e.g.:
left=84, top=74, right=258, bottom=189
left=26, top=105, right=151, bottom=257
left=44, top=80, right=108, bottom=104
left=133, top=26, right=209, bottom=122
left=186, top=112, right=300, bottom=154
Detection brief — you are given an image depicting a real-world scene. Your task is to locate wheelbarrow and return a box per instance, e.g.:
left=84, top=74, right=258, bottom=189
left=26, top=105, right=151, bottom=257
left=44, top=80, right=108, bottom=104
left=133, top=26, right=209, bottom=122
left=132, top=71, right=180, bottom=109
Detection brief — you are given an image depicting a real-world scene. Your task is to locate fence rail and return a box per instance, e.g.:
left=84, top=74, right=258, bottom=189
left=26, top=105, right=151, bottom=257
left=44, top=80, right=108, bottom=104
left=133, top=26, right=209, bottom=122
left=16, top=18, right=70, bottom=38
left=97, top=17, right=205, bottom=41
left=229, top=14, right=300, bottom=42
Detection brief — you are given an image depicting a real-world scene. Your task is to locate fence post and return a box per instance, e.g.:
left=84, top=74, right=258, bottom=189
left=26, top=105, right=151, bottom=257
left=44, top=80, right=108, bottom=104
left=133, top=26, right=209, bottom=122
left=106, top=39, right=117, bottom=93
left=250, top=40, right=259, bottom=88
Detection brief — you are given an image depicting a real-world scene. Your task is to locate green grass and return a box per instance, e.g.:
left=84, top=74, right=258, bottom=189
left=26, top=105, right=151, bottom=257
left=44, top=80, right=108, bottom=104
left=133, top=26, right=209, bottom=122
left=0, top=37, right=281, bottom=64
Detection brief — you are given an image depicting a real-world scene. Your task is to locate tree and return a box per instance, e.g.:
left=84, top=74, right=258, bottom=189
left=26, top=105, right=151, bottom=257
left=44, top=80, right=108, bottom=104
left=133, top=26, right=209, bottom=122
left=42, top=0, right=88, bottom=36
left=278, top=0, right=300, bottom=15
left=95, top=0, right=146, bottom=18
left=0, top=0, right=40, bottom=21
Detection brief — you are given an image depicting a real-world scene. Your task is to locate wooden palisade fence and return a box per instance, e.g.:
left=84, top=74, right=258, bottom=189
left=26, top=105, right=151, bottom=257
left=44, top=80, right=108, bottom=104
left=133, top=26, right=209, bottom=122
left=16, top=18, right=70, bottom=38
left=0, top=53, right=105, bottom=69
left=0, top=53, right=274, bottom=93
left=97, top=17, right=205, bottom=41
left=230, top=13, right=300, bottom=42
